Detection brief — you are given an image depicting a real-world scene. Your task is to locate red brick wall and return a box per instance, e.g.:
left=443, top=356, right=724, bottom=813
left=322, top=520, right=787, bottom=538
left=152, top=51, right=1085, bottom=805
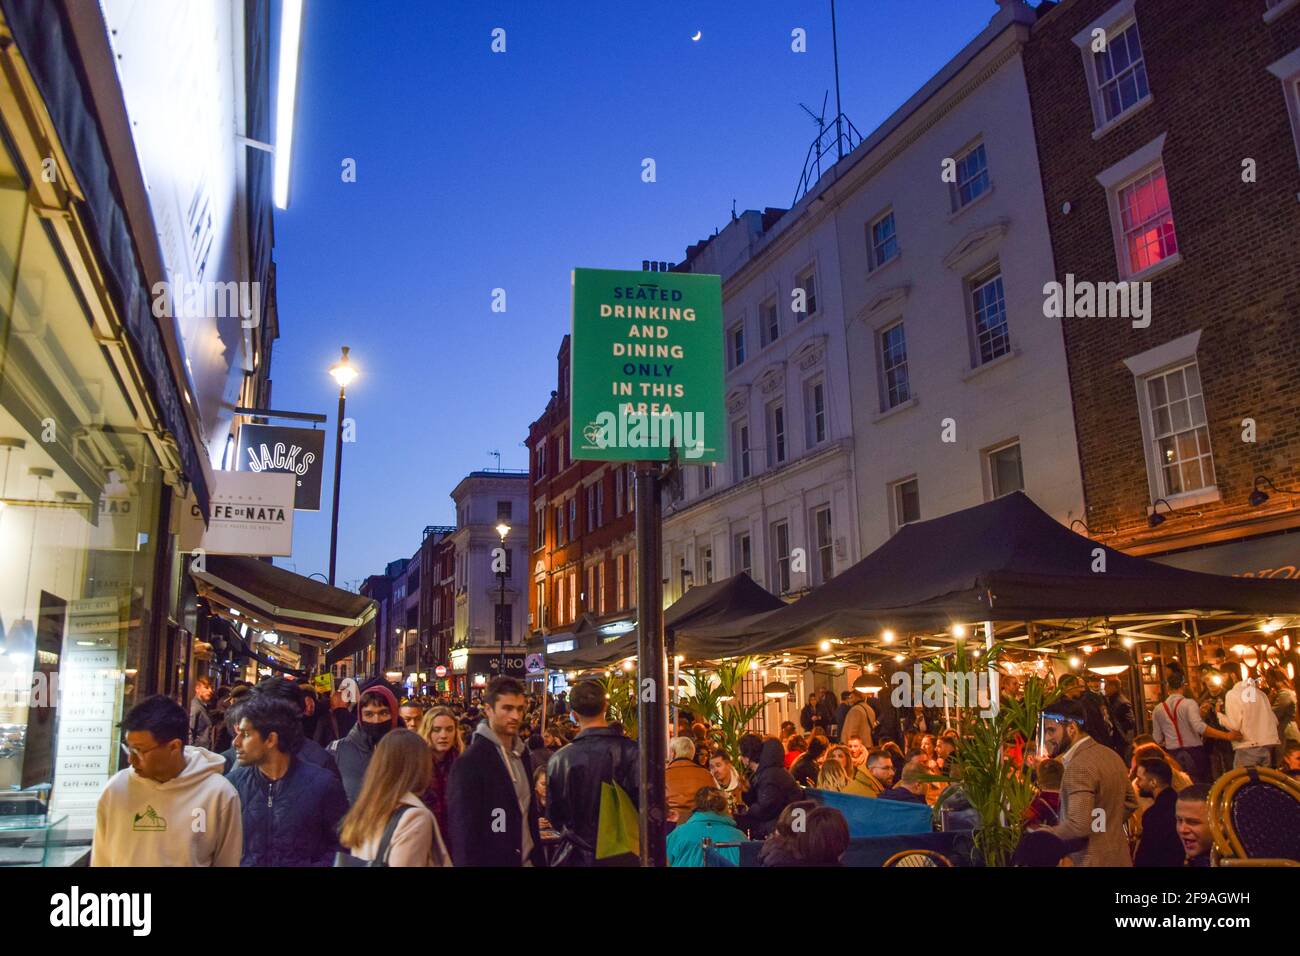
left=1023, top=0, right=1300, bottom=552
left=526, top=338, right=636, bottom=632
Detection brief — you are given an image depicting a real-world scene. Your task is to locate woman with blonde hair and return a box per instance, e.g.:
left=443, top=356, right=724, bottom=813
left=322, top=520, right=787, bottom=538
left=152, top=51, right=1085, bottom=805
left=817, top=756, right=851, bottom=792
left=339, top=729, right=450, bottom=866
left=417, top=706, right=462, bottom=838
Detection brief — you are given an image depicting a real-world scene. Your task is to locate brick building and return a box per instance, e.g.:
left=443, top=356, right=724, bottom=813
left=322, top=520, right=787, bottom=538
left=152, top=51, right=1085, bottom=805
left=420, top=526, right=457, bottom=685
left=1023, top=0, right=1300, bottom=579
left=525, top=336, right=638, bottom=690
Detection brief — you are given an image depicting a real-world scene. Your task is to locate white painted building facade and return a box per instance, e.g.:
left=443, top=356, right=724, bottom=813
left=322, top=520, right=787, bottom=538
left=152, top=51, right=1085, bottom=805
left=449, top=472, right=531, bottom=682
left=664, top=0, right=1085, bottom=613
left=666, top=206, right=862, bottom=606
left=832, top=0, right=1085, bottom=551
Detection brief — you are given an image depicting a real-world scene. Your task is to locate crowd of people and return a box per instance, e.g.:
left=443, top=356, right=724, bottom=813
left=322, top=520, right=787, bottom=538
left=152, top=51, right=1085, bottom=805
left=89, top=658, right=1300, bottom=868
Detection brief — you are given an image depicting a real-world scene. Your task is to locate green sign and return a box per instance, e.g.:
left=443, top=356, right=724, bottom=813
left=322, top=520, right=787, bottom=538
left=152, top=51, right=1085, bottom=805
left=570, top=268, right=725, bottom=463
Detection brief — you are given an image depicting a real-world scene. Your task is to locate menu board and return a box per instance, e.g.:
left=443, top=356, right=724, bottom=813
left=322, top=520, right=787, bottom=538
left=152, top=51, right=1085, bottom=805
left=49, top=597, right=125, bottom=831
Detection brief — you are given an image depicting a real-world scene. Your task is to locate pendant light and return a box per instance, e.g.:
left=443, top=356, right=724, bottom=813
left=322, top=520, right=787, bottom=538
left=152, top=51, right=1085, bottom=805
left=1086, top=645, right=1132, bottom=676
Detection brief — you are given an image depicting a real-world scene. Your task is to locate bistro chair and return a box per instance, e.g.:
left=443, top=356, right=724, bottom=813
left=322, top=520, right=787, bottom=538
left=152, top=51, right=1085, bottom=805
left=882, top=848, right=953, bottom=867
left=1207, top=766, right=1300, bottom=867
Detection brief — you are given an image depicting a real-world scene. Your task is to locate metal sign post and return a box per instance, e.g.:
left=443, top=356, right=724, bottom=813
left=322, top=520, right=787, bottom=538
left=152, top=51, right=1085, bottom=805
left=635, top=458, right=668, bottom=867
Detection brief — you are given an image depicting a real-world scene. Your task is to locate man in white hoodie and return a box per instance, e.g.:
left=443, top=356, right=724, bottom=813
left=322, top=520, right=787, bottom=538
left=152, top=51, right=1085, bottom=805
left=92, top=695, right=242, bottom=866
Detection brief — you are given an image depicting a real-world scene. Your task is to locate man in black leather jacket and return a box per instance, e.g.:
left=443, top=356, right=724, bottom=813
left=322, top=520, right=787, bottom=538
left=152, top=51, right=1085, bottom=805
left=545, top=680, right=640, bottom=866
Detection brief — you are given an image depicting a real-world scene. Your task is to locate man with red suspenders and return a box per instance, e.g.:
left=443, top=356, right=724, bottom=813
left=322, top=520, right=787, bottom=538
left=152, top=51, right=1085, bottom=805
left=1150, top=672, right=1241, bottom=783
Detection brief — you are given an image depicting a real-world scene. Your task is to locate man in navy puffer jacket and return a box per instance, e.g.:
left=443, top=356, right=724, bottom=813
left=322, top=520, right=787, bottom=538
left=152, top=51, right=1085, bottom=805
left=226, top=694, right=348, bottom=867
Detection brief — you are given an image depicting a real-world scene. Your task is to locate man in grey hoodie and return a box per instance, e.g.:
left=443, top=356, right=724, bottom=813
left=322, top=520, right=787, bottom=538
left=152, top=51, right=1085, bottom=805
left=447, top=676, right=545, bottom=866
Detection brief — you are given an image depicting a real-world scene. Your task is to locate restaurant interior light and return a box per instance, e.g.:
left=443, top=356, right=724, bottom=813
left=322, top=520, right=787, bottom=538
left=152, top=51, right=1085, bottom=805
left=273, top=0, right=304, bottom=209
left=1261, top=619, right=1282, bottom=634
left=763, top=681, right=791, bottom=698
left=819, top=640, right=831, bottom=652
left=882, top=629, right=895, bottom=643
left=951, top=624, right=966, bottom=639
left=1068, top=655, right=1082, bottom=669
left=1086, top=646, right=1131, bottom=675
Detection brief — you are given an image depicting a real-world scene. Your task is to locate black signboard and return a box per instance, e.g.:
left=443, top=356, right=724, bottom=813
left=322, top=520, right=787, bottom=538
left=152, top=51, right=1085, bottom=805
left=235, top=424, right=326, bottom=511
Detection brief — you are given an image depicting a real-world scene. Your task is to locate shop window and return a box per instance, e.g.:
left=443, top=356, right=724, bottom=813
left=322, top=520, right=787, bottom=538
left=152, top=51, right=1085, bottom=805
left=0, top=139, right=163, bottom=831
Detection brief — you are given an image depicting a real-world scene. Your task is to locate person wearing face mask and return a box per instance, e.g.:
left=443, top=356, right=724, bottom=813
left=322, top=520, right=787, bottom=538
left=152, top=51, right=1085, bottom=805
left=1044, top=698, right=1138, bottom=867
left=329, top=683, right=400, bottom=804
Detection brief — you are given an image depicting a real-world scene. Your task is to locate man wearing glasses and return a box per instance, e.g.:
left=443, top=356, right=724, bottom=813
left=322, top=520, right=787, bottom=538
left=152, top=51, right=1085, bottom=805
left=92, top=696, right=242, bottom=866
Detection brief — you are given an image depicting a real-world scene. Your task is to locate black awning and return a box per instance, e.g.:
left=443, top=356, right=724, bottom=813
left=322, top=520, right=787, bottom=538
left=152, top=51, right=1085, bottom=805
left=326, top=618, right=376, bottom=666
left=192, top=556, right=375, bottom=648
left=678, top=492, right=1300, bottom=655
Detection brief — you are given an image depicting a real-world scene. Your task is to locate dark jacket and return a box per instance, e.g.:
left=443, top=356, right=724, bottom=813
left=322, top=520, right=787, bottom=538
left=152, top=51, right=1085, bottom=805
left=834, top=702, right=851, bottom=740
left=189, top=696, right=216, bottom=750
left=735, top=739, right=801, bottom=839
left=1078, top=691, right=1117, bottom=754
left=878, top=785, right=928, bottom=805
left=872, top=693, right=903, bottom=747
left=447, top=725, right=546, bottom=867
left=815, top=694, right=838, bottom=732
left=420, top=748, right=458, bottom=840
left=1134, top=787, right=1184, bottom=868
left=545, top=725, right=640, bottom=866
left=1107, top=692, right=1138, bottom=758
left=330, top=685, right=400, bottom=804
left=222, top=736, right=339, bottom=778
left=226, top=756, right=349, bottom=867
left=790, top=753, right=821, bottom=789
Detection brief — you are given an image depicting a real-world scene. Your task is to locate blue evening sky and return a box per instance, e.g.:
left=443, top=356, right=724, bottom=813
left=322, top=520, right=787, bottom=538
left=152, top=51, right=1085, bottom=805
left=269, top=0, right=1001, bottom=588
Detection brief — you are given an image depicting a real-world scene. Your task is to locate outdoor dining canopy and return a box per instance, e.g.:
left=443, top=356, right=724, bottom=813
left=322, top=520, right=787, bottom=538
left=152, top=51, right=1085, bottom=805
left=191, top=554, right=376, bottom=650
left=674, top=492, right=1300, bottom=663
left=544, top=571, right=786, bottom=671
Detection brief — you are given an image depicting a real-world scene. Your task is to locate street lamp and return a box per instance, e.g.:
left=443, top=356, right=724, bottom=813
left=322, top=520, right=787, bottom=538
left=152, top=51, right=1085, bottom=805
left=496, top=521, right=510, bottom=671
left=327, top=347, right=357, bottom=585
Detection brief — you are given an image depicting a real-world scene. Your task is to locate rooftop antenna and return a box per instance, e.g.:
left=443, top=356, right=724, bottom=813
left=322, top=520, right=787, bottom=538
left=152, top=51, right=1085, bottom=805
left=488, top=449, right=501, bottom=471
left=799, top=92, right=828, bottom=140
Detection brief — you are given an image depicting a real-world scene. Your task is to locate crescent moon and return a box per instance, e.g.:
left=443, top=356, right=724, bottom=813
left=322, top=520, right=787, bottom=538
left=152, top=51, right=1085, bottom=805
left=691, top=31, right=702, bottom=42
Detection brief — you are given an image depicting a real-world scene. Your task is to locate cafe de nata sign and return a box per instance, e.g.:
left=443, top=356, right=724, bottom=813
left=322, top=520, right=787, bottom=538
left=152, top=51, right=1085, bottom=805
left=180, top=471, right=296, bottom=557
left=570, top=268, right=725, bottom=463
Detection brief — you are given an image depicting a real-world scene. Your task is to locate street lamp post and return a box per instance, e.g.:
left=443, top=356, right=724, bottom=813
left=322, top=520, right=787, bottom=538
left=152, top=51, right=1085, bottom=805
left=496, top=522, right=510, bottom=671
left=327, top=347, right=357, bottom=586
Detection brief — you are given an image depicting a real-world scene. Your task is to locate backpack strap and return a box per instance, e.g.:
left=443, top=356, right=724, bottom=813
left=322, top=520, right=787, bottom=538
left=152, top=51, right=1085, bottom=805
left=373, top=805, right=413, bottom=866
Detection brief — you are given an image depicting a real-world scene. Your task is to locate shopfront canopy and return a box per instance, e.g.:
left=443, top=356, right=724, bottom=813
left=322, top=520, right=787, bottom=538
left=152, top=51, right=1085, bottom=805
left=676, top=492, right=1300, bottom=659
left=543, top=572, right=786, bottom=671
left=192, top=555, right=375, bottom=648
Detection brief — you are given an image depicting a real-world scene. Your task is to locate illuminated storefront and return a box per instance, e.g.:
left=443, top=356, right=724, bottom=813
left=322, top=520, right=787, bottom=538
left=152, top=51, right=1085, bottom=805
left=0, top=54, right=170, bottom=831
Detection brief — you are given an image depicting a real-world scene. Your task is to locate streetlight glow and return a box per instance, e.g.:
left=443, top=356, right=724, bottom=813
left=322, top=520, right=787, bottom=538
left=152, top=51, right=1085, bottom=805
left=329, top=347, right=358, bottom=389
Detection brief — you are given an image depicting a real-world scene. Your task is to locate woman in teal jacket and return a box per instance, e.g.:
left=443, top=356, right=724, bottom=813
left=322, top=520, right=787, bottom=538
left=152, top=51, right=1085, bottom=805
left=667, top=787, right=747, bottom=867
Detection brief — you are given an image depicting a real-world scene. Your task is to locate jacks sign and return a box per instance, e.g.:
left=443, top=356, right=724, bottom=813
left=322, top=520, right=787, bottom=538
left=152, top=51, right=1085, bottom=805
left=235, top=424, right=326, bottom=511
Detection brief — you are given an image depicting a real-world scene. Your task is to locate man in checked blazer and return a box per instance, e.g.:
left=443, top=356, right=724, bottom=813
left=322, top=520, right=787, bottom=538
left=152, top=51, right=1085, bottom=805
left=1043, top=697, right=1138, bottom=866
